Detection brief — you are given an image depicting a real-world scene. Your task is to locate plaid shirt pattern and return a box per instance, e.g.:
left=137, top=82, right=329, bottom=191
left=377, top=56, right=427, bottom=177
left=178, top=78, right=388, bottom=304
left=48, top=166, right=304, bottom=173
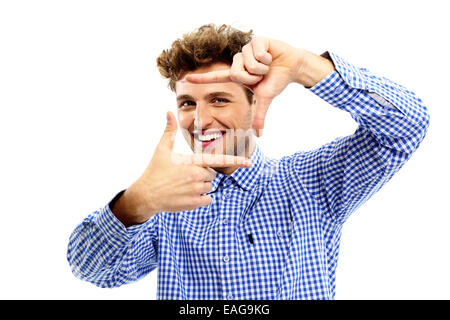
left=68, top=52, right=430, bottom=299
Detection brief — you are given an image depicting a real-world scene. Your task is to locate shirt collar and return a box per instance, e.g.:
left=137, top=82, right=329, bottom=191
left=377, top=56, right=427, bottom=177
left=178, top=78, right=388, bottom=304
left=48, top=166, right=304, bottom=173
left=208, top=144, right=265, bottom=194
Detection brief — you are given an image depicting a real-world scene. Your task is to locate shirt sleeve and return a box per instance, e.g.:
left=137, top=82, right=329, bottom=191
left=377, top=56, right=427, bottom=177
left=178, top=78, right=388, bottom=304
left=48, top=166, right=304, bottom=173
left=67, top=191, right=159, bottom=288
left=290, top=51, right=430, bottom=225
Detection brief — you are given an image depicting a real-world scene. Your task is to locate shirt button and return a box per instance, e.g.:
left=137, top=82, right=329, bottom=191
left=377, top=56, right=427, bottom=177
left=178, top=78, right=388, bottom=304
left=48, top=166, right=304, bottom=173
left=224, top=192, right=231, bottom=199
left=224, top=178, right=232, bottom=187
left=276, top=229, right=282, bottom=237
left=227, top=293, right=234, bottom=300
left=223, top=255, right=230, bottom=263
left=334, top=86, right=343, bottom=94
left=222, top=218, right=229, bottom=225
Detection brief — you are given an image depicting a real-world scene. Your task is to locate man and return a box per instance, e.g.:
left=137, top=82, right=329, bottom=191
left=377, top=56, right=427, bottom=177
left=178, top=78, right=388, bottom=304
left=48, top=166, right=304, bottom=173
left=67, top=24, right=430, bottom=299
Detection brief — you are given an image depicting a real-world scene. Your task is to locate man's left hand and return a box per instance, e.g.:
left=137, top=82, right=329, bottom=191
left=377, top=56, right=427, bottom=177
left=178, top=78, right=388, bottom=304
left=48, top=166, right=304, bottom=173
left=186, top=37, right=335, bottom=136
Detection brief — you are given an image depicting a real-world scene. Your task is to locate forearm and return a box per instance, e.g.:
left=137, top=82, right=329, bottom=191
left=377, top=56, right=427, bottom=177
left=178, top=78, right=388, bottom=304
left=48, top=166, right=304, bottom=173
left=67, top=203, right=158, bottom=287
left=111, top=192, right=140, bottom=228
left=295, top=49, right=336, bottom=88
left=309, top=51, right=430, bottom=158
left=293, top=52, right=430, bottom=224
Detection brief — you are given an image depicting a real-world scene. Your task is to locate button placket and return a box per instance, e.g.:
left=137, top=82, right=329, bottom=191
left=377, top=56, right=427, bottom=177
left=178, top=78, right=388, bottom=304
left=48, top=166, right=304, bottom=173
left=223, top=182, right=232, bottom=199
left=218, top=186, right=234, bottom=302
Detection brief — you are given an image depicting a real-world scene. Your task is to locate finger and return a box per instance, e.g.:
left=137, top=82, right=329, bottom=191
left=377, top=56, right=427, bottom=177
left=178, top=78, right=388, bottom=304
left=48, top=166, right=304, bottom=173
left=158, top=111, right=178, bottom=151
left=186, top=57, right=262, bottom=86
left=185, top=70, right=232, bottom=84
left=230, top=53, right=263, bottom=85
left=242, top=44, right=270, bottom=75
left=181, top=194, right=213, bottom=211
left=183, top=153, right=252, bottom=168
left=197, top=194, right=213, bottom=207
left=251, top=38, right=272, bottom=65
left=192, top=181, right=213, bottom=195
left=252, top=97, right=273, bottom=137
left=200, top=154, right=252, bottom=168
left=191, top=166, right=216, bottom=182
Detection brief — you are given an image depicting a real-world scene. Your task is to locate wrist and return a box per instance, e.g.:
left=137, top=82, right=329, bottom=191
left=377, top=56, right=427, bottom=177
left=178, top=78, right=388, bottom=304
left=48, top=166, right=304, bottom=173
left=112, top=184, right=157, bottom=227
left=294, top=49, right=336, bottom=88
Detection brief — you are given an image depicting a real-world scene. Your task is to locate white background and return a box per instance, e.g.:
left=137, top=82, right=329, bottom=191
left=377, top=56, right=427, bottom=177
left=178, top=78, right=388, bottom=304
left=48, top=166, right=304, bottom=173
left=0, top=0, right=448, bottom=299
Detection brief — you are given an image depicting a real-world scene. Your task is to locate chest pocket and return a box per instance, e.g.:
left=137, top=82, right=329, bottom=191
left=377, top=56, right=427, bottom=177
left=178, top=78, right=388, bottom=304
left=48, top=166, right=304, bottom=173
left=239, top=189, right=293, bottom=268
left=236, top=195, right=293, bottom=299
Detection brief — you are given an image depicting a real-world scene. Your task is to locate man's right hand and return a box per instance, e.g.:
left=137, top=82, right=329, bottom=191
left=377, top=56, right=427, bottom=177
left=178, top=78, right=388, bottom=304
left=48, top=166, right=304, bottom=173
left=111, top=111, right=252, bottom=227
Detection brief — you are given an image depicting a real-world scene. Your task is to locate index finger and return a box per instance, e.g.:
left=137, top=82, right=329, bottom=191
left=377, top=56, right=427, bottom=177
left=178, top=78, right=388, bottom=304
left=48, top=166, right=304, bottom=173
left=185, top=70, right=232, bottom=84
left=185, top=153, right=252, bottom=168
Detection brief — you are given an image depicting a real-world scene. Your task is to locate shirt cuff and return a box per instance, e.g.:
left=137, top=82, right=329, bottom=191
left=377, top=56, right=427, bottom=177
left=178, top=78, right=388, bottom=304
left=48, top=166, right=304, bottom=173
left=314, top=51, right=412, bottom=117
left=87, top=191, right=146, bottom=248
left=309, top=69, right=363, bottom=110
left=320, top=51, right=369, bottom=90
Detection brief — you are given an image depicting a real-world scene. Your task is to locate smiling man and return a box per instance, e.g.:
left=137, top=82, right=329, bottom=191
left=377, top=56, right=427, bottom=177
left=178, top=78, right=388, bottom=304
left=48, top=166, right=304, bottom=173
left=175, top=62, right=257, bottom=173
left=67, top=24, right=430, bottom=299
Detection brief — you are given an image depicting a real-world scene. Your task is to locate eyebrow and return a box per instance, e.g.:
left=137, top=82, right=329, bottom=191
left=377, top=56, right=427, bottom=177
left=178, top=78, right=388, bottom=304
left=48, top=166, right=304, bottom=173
left=176, top=91, right=234, bottom=101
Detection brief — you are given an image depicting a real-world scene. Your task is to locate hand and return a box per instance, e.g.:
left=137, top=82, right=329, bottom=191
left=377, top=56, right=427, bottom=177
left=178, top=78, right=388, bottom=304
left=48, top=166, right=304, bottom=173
left=112, top=111, right=252, bottom=227
left=186, top=37, right=307, bottom=136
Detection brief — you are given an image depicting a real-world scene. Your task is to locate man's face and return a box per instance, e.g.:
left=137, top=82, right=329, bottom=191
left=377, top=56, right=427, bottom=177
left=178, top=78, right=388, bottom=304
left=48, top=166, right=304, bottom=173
left=175, top=62, right=256, bottom=160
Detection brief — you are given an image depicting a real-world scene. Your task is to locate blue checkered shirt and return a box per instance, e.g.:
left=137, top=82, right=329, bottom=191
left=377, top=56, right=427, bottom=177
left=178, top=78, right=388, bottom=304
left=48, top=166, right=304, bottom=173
left=67, top=52, right=430, bottom=299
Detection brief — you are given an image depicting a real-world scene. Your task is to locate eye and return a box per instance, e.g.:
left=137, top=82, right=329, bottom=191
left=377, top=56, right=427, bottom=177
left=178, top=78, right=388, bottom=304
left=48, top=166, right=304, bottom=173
left=212, top=97, right=229, bottom=104
left=179, top=100, right=196, bottom=109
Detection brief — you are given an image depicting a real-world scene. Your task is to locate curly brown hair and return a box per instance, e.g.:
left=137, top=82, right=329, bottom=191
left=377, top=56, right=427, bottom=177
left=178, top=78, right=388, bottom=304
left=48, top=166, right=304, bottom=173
left=156, top=24, right=254, bottom=103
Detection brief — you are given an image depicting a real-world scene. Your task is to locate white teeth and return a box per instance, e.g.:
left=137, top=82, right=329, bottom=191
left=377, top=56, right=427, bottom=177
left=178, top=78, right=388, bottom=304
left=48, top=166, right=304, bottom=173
left=197, top=132, right=223, bottom=141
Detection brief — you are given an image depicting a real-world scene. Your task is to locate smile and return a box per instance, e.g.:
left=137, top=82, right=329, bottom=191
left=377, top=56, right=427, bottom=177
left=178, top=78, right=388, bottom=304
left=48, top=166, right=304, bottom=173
left=197, top=132, right=224, bottom=142
left=193, top=130, right=227, bottom=148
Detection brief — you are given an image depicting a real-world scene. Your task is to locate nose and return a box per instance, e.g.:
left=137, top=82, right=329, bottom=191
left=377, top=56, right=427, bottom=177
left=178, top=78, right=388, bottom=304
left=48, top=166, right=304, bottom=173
left=194, top=102, right=213, bottom=129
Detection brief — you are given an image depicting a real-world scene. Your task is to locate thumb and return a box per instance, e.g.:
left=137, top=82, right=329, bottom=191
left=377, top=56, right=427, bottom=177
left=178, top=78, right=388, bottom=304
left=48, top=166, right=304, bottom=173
left=252, top=96, right=273, bottom=137
left=158, top=111, right=178, bottom=150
